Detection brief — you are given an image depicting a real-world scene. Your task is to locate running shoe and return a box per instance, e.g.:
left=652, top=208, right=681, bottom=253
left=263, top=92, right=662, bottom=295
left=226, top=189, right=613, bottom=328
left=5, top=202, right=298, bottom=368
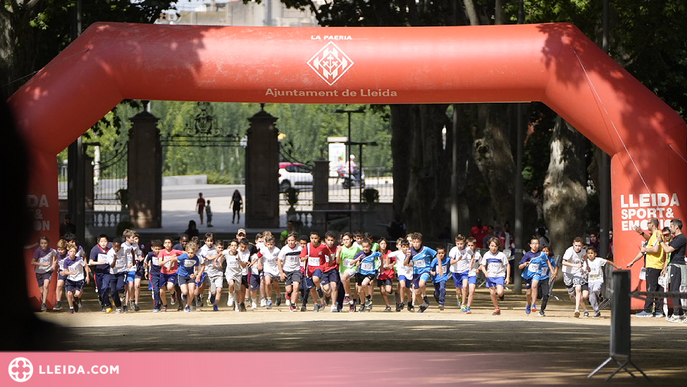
left=286, top=299, right=291, bottom=307
left=358, top=303, right=366, bottom=313
left=153, top=308, right=160, bottom=313
left=276, top=297, right=282, bottom=307
left=465, top=306, right=472, bottom=314
left=461, top=304, right=467, bottom=312
left=331, top=305, right=339, bottom=312
left=538, top=310, right=545, bottom=317
left=396, top=302, right=404, bottom=312
left=105, top=307, right=113, bottom=313
left=177, top=304, right=184, bottom=311
left=115, top=308, right=122, bottom=314
left=122, top=305, right=129, bottom=313
left=301, top=304, right=307, bottom=312
left=53, top=301, right=62, bottom=311
left=654, top=312, right=664, bottom=318
left=593, top=311, right=601, bottom=318
left=213, top=305, right=219, bottom=312
left=184, top=306, right=191, bottom=312
left=384, top=305, right=392, bottom=312
left=228, top=294, right=235, bottom=307
left=260, top=298, right=267, bottom=307
left=418, top=302, right=428, bottom=313
left=492, top=309, right=501, bottom=316
left=41, top=303, right=47, bottom=312
left=574, top=310, right=580, bottom=318
left=531, top=304, right=537, bottom=312
left=583, top=310, right=590, bottom=318
left=438, top=303, right=445, bottom=311
left=314, top=303, right=321, bottom=312
left=526, top=304, right=531, bottom=315
left=68, top=308, right=74, bottom=314
left=266, top=299, right=273, bottom=309
left=134, top=303, right=140, bottom=312
left=423, top=295, right=430, bottom=305
left=251, top=301, right=258, bottom=310
left=171, top=294, right=176, bottom=305
left=365, top=300, right=372, bottom=312
left=161, top=305, right=167, bottom=312
left=290, top=304, right=297, bottom=312
left=635, top=311, right=653, bottom=317
left=349, top=302, right=356, bottom=313
left=408, top=302, right=415, bottom=312
left=344, top=295, right=350, bottom=305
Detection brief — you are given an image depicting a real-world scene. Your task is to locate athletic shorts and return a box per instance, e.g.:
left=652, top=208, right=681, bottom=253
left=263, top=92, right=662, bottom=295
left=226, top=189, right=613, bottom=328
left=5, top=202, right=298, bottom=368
left=285, top=270, right=302, bottom=286
left=524, top=277, right=532, bottom=290
left=563, top=272, right=587, bottom=287
left=35, top=272, right=52, bottom=286
left=65, top=279, right=84, bottom=293
left=162, top=273, right=178, bottom=285
left=411, top=272, right=432, bottom=289
left=177, top=275, right=194, bottom=286
left=341, top=268, right=357, bottom=278
left=311, top=268, right=323, bottom=279
left=264, top=271, right=281, bottom=281
left=486, top=276, right=505, bottom=288
left=355, top=273, right=376, bottom=286
left=57, top=273, right=67, bottom=282
left=377, top=278, right=393, bottom=287
left=452, top=271, right=469, bottom=288
left=249, top=273, right=260, bottom=290
left=208, top=274, right=223, bottom=292
left=468, top=275, right=477, bottom=285
left=321, top=269, right=339, bottom=285
left=135, top=268, right=145, bottom=279
left=398, top=275, right=412, bottom=287
left=566, top=282, right=589, bottom=294
left=126, top=271, right=136, bottom=282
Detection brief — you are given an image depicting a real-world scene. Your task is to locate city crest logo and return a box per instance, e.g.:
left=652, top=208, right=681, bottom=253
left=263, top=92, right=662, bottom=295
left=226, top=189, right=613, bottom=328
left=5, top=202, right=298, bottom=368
left=307, top=42, right=354, bottom=86
left=8, top=357, right=33, bottom=383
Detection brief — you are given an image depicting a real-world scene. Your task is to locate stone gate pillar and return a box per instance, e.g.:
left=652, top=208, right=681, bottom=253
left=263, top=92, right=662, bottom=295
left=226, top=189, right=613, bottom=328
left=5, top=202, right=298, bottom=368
left=128, top=104, right=162, bottom=228
left=246, top=107, right=279, bottom=229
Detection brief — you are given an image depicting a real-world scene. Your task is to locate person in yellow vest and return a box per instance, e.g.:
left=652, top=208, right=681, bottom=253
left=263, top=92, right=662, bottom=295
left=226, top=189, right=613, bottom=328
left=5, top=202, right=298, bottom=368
left=628, top=217, right=666, bottom=318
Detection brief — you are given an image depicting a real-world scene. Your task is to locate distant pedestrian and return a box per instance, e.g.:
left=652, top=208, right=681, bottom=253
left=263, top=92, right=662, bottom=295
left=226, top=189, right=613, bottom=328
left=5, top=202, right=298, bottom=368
left=205, top=200, right=213, bottom=227
left=196, top=192, right=206, bottom=225
left=230, top=190, right=243, bottom=224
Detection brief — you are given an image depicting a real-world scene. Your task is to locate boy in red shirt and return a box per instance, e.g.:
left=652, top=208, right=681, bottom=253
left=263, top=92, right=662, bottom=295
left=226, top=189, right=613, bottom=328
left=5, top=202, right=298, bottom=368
left=299, top=231, right=333, bottom=312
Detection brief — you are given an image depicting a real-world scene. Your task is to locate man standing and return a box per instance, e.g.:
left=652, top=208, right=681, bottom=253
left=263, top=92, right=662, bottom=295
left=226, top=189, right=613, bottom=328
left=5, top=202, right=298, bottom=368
left=196, top=192, right=206, bottom=225
left=660, top=219, right=686, bottom=322
left=628, top=218, right=665, bottom=317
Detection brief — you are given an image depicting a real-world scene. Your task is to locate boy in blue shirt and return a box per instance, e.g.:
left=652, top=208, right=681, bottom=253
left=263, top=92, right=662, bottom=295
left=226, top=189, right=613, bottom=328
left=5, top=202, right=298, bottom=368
left=405, top=232, right=437, bottom=313
left=353, top=239, right=381, bottom=312
left=431, top=246, right=450, bottom=310
left=533, top=246, right=558, bottom=317
left=519, top=237, right=542, bottom=314
left=177, top=241, right=201, bottom=312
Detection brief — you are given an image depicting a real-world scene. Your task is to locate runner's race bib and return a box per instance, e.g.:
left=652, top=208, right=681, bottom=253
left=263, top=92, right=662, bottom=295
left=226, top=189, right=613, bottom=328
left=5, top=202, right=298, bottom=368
left=308, top=257, right=321, bottom=267
left=361, top=262, right=374, bottom=272
left=343, top=259, right=354, bottom=268
left=414, top=259, right=426, bottom=268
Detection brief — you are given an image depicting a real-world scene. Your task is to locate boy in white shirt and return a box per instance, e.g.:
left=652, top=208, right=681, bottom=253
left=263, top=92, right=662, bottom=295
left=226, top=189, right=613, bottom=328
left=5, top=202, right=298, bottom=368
left=584, top=247, right=619, bottom=318
left=479, top=237, right=510, bottom=315
left=449, top=234, right=473, bottom=311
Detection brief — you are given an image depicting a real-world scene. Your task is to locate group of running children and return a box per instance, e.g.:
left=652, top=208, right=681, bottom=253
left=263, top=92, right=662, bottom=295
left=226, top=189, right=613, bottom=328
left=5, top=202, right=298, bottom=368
left=31, top=228, right=616, bottom=316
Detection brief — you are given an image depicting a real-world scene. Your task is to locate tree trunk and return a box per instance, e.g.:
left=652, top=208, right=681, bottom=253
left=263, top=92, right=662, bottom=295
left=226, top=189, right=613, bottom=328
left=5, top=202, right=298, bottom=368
left=391, top=104, right=450, bottom=239
left=542, top=116, right=587, bottom=254
left=472, top=104, right=517, bottom=227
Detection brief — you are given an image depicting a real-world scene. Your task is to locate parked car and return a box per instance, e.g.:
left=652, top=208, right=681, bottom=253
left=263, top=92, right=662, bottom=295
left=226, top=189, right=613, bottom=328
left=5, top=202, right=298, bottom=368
left=279, top=162, right=313, bottom=192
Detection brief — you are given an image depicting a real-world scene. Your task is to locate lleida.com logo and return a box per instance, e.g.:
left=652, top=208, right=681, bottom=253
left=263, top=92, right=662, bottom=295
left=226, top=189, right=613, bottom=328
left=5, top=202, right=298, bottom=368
left=8, top=357, right=33, bottom=383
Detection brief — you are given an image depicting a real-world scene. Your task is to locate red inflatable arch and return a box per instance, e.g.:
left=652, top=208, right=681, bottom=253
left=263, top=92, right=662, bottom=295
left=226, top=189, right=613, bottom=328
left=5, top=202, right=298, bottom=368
left=9, top=22, right=687, bottom=309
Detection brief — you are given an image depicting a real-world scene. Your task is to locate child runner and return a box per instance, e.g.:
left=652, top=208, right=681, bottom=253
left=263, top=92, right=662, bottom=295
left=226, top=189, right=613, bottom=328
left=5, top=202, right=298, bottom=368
left=204, top=239, right=224, bottom=311
left=322, top=231, right=341, bottom=312
left=562, top=237, right=589, bottom=318
left=195, top=232, right=215, bottom=308
left=238, top=239, right=255, bottom=311
left=518, top=237, right=541, bottom=314
left=144, top=240, right=164, bottom=312
left=32, top=236, right=57, bottom=311
left=177, top=241, right=201, bottom=312
left=105, top=238, right=131, bottom=314
left=449, top=234, right=473, bottom=311
left=405, top=232, right=437, bottom=313
left=338, top=232, right=362, bottom=312
left=377, top=238, right=396, bottom=312
left=353, top=238, right=381, bottom=312
left=480, top=237, right=510, bottom=315
left=122, top=229, right=142, bottom=312
left=61, top=245, right=90, bottom=314
left=524, top=244, right=557, bottom=315
left=464, top=237, right=481, bottom=314
left=299, top=231, right=333, bottom=312
left=52, top=239, right=68, bottom=311
left=431, top=246, right=450, bottom=310
left=224, top=240, right=248, bottom=312
left=393, top=238, right=413, bottom=312
left=56, top=234, right=86, bottom=311
left=260, top=235, right=282, bottom=308
left=159, top=237, right=184, bottom=312
left=297, top=235, right=313, bottom=310
left=278, top=232, right=302, bottom=312
left=88, top=234, right=111, bottom=311
left=584, top=247, right=619, bottom=318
